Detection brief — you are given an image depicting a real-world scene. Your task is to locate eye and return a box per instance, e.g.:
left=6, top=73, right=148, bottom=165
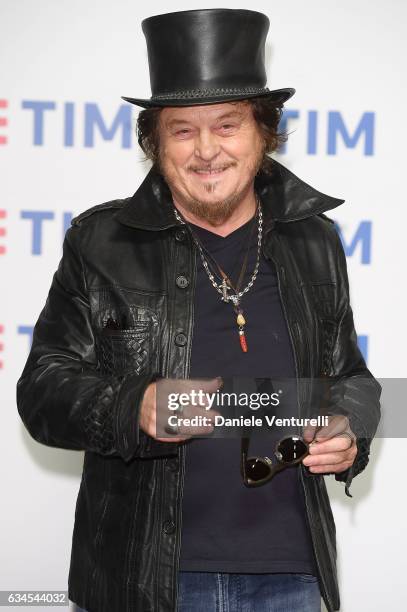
left=218, top=123, right=238, bottom=133
left=175, top=128, right=191, bottom=136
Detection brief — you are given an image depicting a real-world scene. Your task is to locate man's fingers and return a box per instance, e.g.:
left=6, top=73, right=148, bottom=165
left=178, top=403, right=222, bottom=420
left=189, top=376, right=223, bottom=392
left=303, top=423, right=317, bottom=443
left=170, top=376, right=223, bottom=395
left=313, top=415, right=350, bottom=441
left=303, top=414, right=352, bottom=444
left=167, top=408, right=219, bottom=437
left=308, top=435, right=355, bottom=455
left=303, top=451, right=354, bottom=467
left=155, top=435, right=189, bottom=443
left=306, top=461, right=354, bottom=474
left=156, top=376, right=223, bottom=412
left=302, top=413, right=358, bottom=471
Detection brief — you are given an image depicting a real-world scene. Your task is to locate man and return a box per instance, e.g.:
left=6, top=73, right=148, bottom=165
left=16, top=8, right=381, bottom=612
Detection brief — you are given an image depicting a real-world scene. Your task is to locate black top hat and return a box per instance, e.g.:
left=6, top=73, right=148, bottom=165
left=121, top=8, right=295, bottom=108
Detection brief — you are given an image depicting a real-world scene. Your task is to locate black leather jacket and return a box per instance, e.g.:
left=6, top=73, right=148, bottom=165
left=16, top=159, right=381, bottom=612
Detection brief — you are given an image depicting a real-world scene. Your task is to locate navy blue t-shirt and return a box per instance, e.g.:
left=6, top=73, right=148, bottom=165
left=179, top=215, right=317, bottom=574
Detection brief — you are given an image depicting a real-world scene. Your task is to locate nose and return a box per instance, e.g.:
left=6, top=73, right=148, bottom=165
left=194, top=128, right=221, bottom=161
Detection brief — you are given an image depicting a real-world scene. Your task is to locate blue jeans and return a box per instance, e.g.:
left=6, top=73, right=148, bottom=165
left=177, top=571, right=321, bottom=612
left=71, top=571, right=321, bottom=612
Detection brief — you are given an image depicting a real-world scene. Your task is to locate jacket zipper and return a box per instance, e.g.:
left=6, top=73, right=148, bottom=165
left=264, top=241, right=334, bottom=612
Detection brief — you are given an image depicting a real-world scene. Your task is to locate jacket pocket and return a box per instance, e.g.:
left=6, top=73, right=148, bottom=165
left=97, top=320, right=158, bottom=376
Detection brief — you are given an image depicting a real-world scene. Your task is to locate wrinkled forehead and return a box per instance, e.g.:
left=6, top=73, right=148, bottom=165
left=159, top=100, right=252, bottom=127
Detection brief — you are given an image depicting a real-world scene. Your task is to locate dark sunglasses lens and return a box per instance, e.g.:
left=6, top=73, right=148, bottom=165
left=246, top=458, right=271, bottom=481
left=277, top=437, right=308, bottom=463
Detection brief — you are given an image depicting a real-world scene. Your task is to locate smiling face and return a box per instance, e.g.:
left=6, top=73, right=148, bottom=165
left=156, top=100, right=265, bottom=225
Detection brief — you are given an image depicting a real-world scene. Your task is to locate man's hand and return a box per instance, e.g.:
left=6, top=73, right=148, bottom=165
left=302, top=415, right=357, bottom=474
left=139, top=377, right=223, bottom=443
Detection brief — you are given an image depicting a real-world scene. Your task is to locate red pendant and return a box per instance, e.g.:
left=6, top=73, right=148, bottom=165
left=239, top=330, right=248, bottom=353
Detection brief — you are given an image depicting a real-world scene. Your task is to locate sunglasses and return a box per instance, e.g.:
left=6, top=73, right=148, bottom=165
left=241, top=434, right=309, bottom=487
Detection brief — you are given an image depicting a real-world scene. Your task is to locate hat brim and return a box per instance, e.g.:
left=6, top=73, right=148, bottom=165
left=121, top=87, right=295, bottom=109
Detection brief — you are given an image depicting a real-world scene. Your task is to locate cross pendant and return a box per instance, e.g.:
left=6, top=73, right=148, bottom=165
left=221, top=278, right=229, bottom=301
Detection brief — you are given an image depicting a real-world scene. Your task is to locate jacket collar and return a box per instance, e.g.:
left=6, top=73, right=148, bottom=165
left=116, top=158, right=345, bottom=231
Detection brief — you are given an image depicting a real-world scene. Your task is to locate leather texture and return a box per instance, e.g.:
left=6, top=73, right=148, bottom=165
left=16, top=158, right=381, bottom=612
left=121, top=8, right=295, bottom=108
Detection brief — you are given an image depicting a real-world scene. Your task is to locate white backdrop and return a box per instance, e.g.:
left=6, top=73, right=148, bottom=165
left=1, top=1, right=406, bottom=610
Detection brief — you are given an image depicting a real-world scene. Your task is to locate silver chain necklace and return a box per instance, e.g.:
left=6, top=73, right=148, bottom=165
left=173, top=195, right=263, bottom=352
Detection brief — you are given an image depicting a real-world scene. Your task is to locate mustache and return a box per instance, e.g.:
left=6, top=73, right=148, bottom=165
left=189, top=163, right=236, bottom=172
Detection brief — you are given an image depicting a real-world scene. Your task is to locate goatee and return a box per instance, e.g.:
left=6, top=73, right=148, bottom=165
left=176, top=188, right=245, bottom=225
left=157, top=153, right=264, bottom=226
